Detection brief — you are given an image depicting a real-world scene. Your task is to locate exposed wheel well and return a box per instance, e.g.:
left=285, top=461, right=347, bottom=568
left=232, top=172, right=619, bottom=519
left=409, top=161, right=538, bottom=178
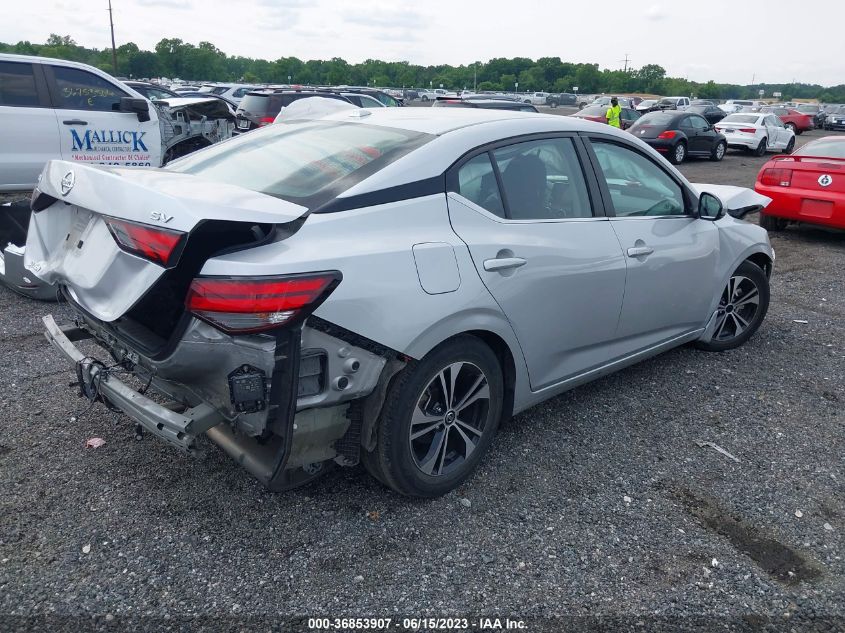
left=466, top=330, right=516, bottom=422
left=745, top=252, right=773, bottom=278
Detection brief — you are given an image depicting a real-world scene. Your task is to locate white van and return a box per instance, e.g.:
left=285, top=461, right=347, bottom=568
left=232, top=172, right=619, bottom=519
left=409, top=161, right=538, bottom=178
left=0, top=54, right=234, bottom=192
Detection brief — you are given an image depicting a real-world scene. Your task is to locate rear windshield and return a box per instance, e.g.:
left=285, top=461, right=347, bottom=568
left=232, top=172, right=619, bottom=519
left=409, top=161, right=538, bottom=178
left=796, top=105, right=819, bottom=113
left=721, top=114, right=760, bottom=124
left=636, top=112, right=675, bottom=125
left=239, top=92, right=348, bottom=115
left=167, top=121, right=433, bottom=206
left=794, top=139, right=845, bottom=158
left=578, top=105, right=606, bottom=116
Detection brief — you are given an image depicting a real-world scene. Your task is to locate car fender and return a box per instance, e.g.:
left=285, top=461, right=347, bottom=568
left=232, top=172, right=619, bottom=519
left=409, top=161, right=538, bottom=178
left=705, top=223, right=774, bottom=320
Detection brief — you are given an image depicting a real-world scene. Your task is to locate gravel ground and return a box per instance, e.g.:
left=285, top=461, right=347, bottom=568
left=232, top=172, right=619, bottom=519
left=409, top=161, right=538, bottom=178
left=1, top=120, right=844, bottom=632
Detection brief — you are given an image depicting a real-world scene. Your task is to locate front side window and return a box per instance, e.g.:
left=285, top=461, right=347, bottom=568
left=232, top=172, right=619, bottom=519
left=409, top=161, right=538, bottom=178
left=590, top=141, right=686, bottom=217
left=0, top=61, right=39, bottom=107
left=689, top=114, right=710, bottom=130
left=490, top=138, right=592, bottom=220
left=51, top=66, right=127, bottom=111
left=168, top=121, right=432, bottom=206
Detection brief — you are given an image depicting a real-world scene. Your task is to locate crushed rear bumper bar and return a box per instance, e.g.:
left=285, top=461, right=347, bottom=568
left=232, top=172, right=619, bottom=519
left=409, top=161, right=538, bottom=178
left=43, top=314, right=221, bottom=452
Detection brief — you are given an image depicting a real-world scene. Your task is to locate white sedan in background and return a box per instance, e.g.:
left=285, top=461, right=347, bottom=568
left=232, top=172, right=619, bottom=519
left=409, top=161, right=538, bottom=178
left=715, top=113, right=796, bottom=156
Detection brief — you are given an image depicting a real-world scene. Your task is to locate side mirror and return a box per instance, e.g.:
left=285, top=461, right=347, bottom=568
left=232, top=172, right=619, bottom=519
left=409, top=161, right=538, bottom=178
left=698, top=192, right=725, bottom=221
left=119, top=97, right=150, bottom=122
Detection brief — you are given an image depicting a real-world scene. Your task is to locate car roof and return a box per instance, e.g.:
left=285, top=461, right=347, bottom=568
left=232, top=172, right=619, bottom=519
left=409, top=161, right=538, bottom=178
left=313, top=105, right=610, bottom=136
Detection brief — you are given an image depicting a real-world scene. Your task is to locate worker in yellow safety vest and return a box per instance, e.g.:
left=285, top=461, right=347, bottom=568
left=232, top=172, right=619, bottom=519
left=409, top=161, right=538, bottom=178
left=605, top=97, right=622, bottom=128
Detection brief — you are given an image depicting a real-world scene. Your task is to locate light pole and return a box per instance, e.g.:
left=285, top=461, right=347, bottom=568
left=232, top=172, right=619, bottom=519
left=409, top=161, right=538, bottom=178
left=288, top=75, right=291, bottom=85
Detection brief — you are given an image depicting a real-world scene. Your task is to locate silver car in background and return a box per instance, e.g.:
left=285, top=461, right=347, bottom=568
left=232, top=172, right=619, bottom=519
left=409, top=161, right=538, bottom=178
left=27, top=108, right=774, bottom=496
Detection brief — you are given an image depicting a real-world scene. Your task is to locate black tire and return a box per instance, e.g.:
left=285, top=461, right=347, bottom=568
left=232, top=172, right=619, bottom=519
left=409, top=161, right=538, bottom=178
left=759, top=213, right=786, bottom=231
left=362, top=335, right=503, bottom=497
left=695, top=261, right=770, bottom=352
left=754, top=138, right=768, bottom=157
left=710, top=141, right=726, bottom=162
left=669, top=141, right=687, bottom=165
left=785, top=137, right=796, bottom=154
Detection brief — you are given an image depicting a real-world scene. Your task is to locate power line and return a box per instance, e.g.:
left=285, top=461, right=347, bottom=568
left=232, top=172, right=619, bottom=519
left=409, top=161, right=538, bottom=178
left=108, top=0, right=117, bottom=74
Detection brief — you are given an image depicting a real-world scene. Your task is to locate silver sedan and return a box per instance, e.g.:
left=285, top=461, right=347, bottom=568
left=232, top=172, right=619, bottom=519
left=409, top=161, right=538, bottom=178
left=28, top=108, right=774, bottom=496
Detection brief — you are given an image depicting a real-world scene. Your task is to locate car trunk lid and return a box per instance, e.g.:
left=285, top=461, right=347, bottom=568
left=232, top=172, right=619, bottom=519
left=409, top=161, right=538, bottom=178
left=26, top=160, right=308, bottom=322
left=781, top=156, right=845, bottom=194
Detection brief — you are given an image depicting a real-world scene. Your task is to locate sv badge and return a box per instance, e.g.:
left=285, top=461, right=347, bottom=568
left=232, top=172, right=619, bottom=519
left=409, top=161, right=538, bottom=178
left=150, top=211, right=174, bottom=224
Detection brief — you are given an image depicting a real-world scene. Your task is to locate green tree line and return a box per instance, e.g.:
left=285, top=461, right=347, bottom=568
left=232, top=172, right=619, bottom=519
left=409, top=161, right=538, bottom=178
left=3, top=34, right=844, bottom=102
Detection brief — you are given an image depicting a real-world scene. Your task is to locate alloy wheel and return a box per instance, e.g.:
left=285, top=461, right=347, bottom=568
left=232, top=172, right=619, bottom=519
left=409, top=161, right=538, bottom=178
left=409, top=361, right=491, bottom=477
left=674, top=144, right=686, bottom=163
left=715, top=143, right=725, bottom=160
left=712, top=275, right=761, bottom=341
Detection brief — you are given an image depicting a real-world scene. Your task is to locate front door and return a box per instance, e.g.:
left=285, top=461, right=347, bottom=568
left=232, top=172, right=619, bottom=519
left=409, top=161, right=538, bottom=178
left=0, top=60, right=60, bottom=190
left=586, top=137, right=719, bottom=353
left=44, top=64, right=162, bottom=168
left=446, top=136, right=627, bottom=390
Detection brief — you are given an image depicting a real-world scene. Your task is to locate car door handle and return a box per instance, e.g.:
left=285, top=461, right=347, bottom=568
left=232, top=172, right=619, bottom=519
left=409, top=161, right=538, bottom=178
left=626, top=246, right=654, bottom=257
left=483, top=257, right=526, bottom=272
left=62, top=119, right=88, bottom=125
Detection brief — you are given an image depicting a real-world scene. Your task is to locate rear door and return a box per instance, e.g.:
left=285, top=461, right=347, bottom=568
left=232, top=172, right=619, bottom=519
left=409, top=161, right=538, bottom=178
left=44, top=63, right=162, bottom=168
left=585, top=136, right=719, bottom=352
left=446, top=135, right=627, bottom=390
left=0, top=60, right=59, bottom=190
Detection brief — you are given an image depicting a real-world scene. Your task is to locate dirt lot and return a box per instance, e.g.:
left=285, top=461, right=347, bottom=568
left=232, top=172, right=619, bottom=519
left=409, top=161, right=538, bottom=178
left=1, top=117, right=843, bottom=632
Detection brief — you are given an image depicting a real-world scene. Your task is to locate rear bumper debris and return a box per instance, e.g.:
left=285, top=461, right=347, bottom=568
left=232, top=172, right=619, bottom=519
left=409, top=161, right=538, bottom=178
left=43, top=314, right=221, bottom=452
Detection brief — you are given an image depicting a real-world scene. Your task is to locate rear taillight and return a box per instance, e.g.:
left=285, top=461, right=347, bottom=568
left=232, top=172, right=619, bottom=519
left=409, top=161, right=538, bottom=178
left=258, top=116, right=275, bottom=126
left=185, top=272, right=342, bottom=334
left=760, top=168, right=793, bottom=187
left=657, top=130, right=677, bottom=139
left=104, top=217, right=186, bottom=267
left=739, top=128, right=757, bottom=134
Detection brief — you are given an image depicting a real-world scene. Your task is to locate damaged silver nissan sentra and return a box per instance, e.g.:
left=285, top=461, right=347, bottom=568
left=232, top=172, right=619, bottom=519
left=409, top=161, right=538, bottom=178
left=27, top=107, right=774, bottom=496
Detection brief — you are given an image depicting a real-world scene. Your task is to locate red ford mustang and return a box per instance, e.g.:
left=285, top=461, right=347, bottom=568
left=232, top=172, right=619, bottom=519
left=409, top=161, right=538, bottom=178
left=755, top=136, right=845, bottom=230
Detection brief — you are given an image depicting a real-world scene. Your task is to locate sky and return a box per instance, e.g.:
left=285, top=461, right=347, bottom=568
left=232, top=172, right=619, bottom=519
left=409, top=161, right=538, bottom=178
left=2, top=0, right=843, bottom=86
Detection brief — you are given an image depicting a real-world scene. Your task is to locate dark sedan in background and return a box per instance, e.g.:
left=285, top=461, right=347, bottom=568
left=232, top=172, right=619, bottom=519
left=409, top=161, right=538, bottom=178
left=570, top=105, right=641, bottom=129
left=628, top=111, right=727, bottom=164
left=688, top=104, right=726, bottom=124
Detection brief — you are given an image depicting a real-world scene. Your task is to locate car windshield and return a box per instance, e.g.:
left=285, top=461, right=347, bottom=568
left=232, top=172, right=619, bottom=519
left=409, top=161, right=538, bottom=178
left=167, top=121, right=433, bottom=205
left=793, top=139, right=845, bottom=158
left=657, top=99, right=677, bottom=106
left=722, top=114, right=760, bottom=124
left=796, top=105, right=819, bottom=114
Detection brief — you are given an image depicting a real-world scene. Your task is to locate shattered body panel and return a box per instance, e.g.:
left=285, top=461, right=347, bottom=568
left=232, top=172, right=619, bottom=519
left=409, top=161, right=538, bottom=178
left=154, top=98, right=235, bottom=160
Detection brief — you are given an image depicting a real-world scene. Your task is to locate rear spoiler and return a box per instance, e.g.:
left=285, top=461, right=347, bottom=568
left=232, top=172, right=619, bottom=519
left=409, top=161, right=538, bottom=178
left=770, top=155, right=845, bottom=165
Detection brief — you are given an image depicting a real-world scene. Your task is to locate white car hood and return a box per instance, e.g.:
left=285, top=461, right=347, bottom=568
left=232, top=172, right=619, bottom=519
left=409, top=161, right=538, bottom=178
left=690, top=183, right=771, bottom=213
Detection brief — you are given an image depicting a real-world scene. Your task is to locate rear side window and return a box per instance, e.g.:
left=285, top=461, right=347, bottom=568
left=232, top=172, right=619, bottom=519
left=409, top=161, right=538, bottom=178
left=168, top=121, right=433, bottom=206
left=491, top=138, right=592, bottom=220
left=51, top=66, right=127, bottom=111
left=456, top=153, right=505, bottom=217
left=591, top=141, right=686, bottom=217
left=0, top=61, right=39, bottom=107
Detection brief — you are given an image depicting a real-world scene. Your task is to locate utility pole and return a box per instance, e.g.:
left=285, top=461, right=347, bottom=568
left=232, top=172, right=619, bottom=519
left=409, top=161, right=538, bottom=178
left=621, top=53, right=631, bottom=73
left=108, top=0, right=118, bottom=74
